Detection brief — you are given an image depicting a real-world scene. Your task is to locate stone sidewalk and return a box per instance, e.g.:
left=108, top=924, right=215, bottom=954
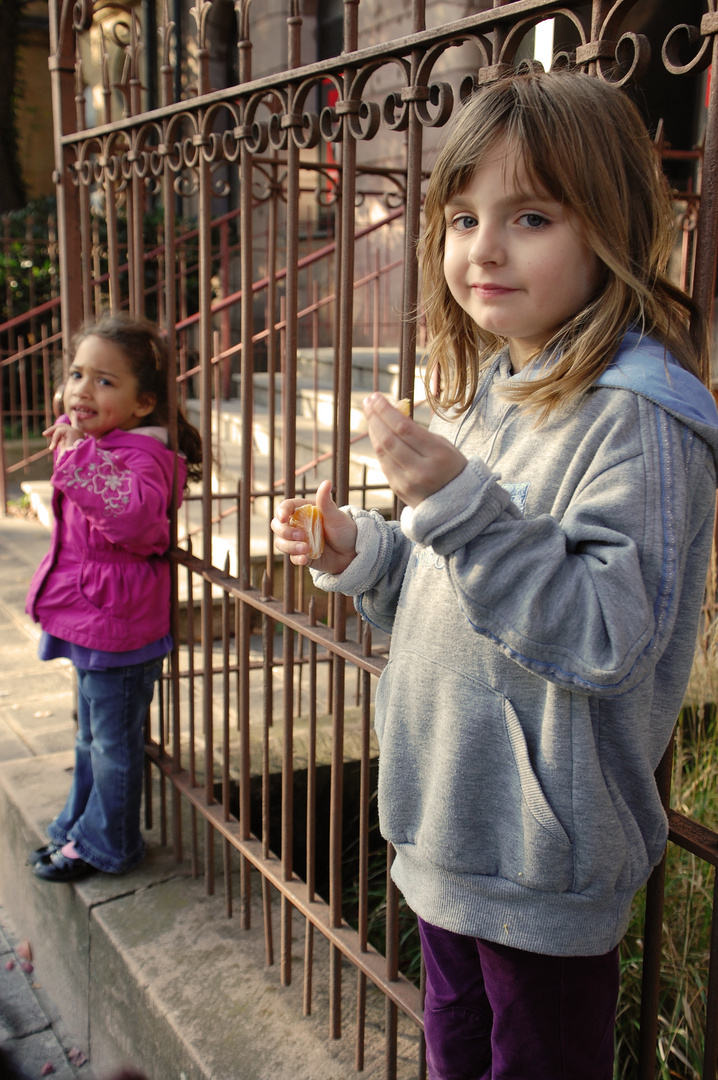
left=0, top=903, right=93, bottom=1080
left=0, top=512, right=94, bottom=1080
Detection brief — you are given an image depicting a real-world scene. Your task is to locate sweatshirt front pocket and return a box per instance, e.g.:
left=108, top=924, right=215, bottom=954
left=376, top=652, right=573, bottom=893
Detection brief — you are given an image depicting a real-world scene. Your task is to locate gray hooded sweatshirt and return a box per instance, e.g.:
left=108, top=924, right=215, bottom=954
left=313, top=331, right=718, bottom=956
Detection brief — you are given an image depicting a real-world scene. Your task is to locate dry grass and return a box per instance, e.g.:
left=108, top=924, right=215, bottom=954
left=615, top=560, right=718, bottom=1079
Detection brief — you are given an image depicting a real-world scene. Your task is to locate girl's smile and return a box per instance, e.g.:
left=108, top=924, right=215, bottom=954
left=64, top=335, right=155, bottom=438
left=443, top=139, right=601, bottom=371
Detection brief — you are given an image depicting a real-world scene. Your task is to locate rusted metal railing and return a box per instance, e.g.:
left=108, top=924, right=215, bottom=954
left=14, top=0, right=718, bottom=1076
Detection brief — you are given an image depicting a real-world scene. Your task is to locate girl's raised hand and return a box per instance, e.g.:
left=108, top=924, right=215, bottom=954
left=43, top=420, right=86, bottom=459
left=363, top=393, right=467, bottom=507
left=271, top=479, right=358, bottom=574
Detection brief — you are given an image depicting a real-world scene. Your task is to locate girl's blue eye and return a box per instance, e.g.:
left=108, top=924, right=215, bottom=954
left=519, top=212, right=548, bottom=229
left=450, top=213, right=477, bottom=232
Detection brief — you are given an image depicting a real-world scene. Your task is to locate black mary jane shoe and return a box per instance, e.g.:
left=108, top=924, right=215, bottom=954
left=28, top=843, right=62, bottom=866
left=32, top=850, right=97, bottom=883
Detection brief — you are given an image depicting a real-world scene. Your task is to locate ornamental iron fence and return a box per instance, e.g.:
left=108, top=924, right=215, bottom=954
left=10, top=1, right=718, bottom=1076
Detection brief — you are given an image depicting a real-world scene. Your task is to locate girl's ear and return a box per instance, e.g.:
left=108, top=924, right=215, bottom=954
left=135, top=393, right=157, bottom=419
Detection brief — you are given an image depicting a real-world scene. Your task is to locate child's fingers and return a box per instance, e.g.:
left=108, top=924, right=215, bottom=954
left=271, top=481, right=357, bottom=573
left=42, top=423, right=62, bottom=441
left=363, top=392, right=411, bottom=429
left=271, top=502, right=313, bottom=564
left=363, top=392, right=423, bottom=457
left=314, top=478, right=338, bottom=518
left=363, top=392, right=467, bottom=507
left=273, top=496, right=313, bottom=524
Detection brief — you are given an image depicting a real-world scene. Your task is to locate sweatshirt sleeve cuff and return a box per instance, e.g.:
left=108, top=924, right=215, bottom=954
left=400, top=456, right=516, bottom=553
left=310, top=507, right=390, bottom=595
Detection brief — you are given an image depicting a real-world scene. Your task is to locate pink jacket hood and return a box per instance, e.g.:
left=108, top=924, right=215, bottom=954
left=26, top=421, right=186, bottom=651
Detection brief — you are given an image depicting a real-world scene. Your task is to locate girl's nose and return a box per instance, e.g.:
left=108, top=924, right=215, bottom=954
left=468, top=225, right=504, bottom=266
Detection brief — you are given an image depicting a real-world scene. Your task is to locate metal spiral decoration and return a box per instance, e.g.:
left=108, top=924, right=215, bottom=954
left=54, top=1, right=715, bottom=251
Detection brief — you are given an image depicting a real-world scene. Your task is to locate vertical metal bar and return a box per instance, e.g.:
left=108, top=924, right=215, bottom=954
left=222, top=559, right=231, bottom=824
left=356, top=621, right=372, bottom=1070
left=222, top=560, right=233, bottom=919
left=386, top=843, right=400, bottom=1080
left=18, top=343, right=29, bottom=465
left=92, top=217, right=102, bottom=315
left=187, top=553, right=199, bottom=878
left=42, top=325, right=52, bottom=432
left=327, top=0, right=361, bottom=1042
left=104, top=169, right=121, bottom=312
left=198, top=104, right=215, bottom=897
left=398, top=0, right=426, bottom=409
left=78, top=181, right=93, bottom=321
left=0, top=363, right=7, bottom=514
left=238, top=30, right=256, bottom=934
left=279, top=4, right=304, bottom=991
left=160, top=44, right=184, bottom=864
left=702, top=870, right=718, bottom=1080
left=262, top=571, right=275, bottom=962
left=693, top=35, right=718, bottom=383
left=303, top=597, right=318, bottom=1015
left=638, top=741, right=674, bottom=1079
left=265, top=153, right=279, bottom=588
left=48, top=1, right=84, bottom=355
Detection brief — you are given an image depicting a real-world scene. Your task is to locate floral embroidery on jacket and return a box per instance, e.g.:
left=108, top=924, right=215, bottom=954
left=64, top=448, right=132, bottom=515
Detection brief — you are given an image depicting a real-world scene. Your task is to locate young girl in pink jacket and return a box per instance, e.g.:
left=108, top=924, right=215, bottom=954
left=25, top=314, right=201, bottom=882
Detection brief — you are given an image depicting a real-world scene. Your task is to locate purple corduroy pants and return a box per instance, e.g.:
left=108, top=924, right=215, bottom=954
left=419, top=917, right=619, bottom=1080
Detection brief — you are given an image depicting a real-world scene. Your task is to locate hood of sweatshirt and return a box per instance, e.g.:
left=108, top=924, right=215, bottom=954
left=595, top=330, right=718, bottom=471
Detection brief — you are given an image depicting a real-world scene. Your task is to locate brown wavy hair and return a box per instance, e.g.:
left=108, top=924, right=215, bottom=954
left=70, top=313, right=203, bottom=483
left=420, top=66, right=707, bottom=418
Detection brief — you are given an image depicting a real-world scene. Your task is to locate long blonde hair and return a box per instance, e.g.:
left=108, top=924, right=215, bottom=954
left=420, top=67, right=707, bottom=417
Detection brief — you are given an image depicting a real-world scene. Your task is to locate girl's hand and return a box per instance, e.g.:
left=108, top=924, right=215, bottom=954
left=363, top=393, right=467, bottom=507
left=271, top=479, right=358, bottom=573
left=43, top=421, right=86, bottom=459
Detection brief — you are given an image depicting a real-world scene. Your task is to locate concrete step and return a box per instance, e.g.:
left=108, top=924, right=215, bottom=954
left=0, top=754, right=420, bottom=1079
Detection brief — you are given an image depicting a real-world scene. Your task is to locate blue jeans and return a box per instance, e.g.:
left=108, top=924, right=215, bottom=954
left=47, top=659, right=163, bottom=873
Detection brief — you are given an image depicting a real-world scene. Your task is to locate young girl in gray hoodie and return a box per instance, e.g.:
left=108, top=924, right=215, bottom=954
left=272, top=68, right=718, bottom=1079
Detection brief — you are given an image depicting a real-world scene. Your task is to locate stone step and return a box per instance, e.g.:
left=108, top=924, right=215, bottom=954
left=0, top=753, right=420, bottom=1079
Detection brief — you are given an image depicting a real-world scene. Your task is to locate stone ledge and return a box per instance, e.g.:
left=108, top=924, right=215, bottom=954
left=0, top=752, right=420, bottom=1079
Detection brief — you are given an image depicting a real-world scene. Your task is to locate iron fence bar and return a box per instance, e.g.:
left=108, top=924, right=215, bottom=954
left=171, top=547, right=388, bottom=674
left=145, top=744, right=424, bottom=1027
left=198, top=98, right=216, bottom=898
left=693, top=30, right=718, bottom=382
left=238, top=56, right=256, bottom=928
left=638, top=742, right=673, bottom=1078
left=702, top=868, right=718, bottom=1080
left=57, top=0, right=567, bottom=149
left=0, top=372, right=6, bottom=514
left=668, top=808, right=718, bottom=866
left=0, top=297, right=61, bottom=336
left=261, top=571, right=275, bottom=954
left=0, top=332, right=64, bottom=366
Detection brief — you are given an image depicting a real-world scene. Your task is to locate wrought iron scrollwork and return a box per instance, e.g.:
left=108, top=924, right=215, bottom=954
left=56, top=0, right=715, bottom=292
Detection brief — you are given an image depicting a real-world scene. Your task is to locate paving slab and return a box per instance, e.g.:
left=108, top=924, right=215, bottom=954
left=0, top=902, right=92, bottom=1080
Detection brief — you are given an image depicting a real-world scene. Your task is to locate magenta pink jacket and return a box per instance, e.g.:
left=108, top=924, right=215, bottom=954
left=26, top=420, right=186, bottom=651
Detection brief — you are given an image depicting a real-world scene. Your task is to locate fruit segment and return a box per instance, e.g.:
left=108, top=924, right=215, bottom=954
left=289, top=504, right=325, bottom=559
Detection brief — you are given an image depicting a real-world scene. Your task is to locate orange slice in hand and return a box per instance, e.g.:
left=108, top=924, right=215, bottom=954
left=289, top=504, right=325, bottom=559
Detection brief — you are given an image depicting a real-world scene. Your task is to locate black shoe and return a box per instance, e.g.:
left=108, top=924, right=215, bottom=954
left=32, top=850, right=97, bottom=883
left=28, top=843, right=62, bottom=866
